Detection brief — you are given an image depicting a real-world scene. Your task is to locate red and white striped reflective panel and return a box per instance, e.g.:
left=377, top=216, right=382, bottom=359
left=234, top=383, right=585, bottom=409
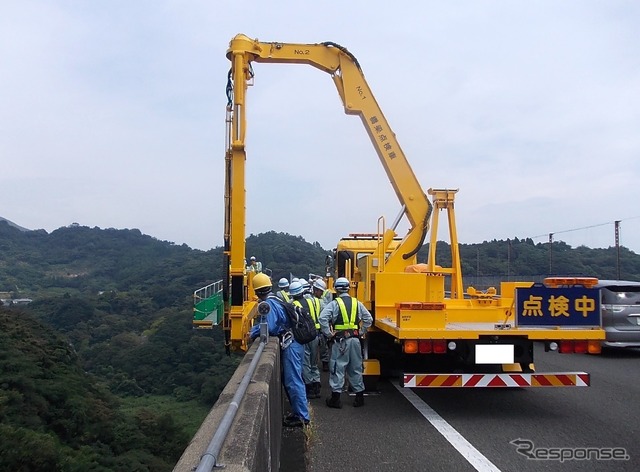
left=403, top=373, right=590, bottom=388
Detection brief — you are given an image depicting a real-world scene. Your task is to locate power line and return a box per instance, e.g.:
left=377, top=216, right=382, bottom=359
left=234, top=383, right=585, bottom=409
left=532, top=216, right=640, bottom=241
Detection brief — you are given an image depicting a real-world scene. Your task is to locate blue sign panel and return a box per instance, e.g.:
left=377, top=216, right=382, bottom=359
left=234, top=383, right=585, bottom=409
left=515, top=285, right=601, bottom=327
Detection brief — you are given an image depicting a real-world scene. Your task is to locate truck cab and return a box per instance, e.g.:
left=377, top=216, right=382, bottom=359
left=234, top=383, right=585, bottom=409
left=333, top=234, right=402, bottom=312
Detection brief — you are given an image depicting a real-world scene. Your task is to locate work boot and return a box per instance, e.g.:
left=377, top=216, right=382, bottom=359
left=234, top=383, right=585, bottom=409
left=322, top=361, right=329, bottom=372
left=306, top=383, right=316, bottom=399
left=312, top=382, right=322, bottom=399
left=283, top=414, right=308, bottom=428
left=353, top=391, right=365, bottom=407
left=326, top=391, right=342, bottom=409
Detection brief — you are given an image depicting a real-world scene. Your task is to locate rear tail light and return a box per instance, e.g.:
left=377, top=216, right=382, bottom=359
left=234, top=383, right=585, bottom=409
left=405, top=339, right=448, bottom=354
left=418, top=339, right=432, bottom=353
left=559, top=341, right=574, bottom=353
left=574, top=340, right=588, bottom=353
left=559, top=340, right=591, bottom=353
left=404, top=340, right=418, bottom=354
left=588, top=340, right=602, bottom=354
left=433, top=340, right=447, bottom=354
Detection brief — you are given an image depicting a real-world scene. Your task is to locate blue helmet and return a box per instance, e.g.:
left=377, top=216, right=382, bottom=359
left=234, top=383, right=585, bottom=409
left=334, top=277, right=350, bottom=292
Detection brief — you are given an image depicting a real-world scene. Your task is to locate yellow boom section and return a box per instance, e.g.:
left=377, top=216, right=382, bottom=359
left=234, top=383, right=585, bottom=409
left=223, top=34, right=435, bottom=350
left=226, top=34, right=432, bottom=273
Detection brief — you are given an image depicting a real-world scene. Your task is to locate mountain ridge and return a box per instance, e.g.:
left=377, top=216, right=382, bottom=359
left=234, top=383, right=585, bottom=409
left=0, top=216, right=29, bottom=232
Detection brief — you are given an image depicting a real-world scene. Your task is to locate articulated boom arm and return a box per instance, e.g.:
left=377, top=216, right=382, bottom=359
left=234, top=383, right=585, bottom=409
left=226, top=34, right=432, bottom=274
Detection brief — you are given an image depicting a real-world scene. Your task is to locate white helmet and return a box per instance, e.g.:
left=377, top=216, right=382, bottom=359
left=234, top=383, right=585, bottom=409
left=334, top=277, right=350, bottom=293
left=289, top=281, right=304, bottom=297
left=313, top=279, right=327, bottom=291
left=278, top=277, right=289, bottom=289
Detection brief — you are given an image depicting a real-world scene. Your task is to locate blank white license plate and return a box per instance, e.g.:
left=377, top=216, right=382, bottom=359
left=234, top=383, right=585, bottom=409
left=475, top=344, right=514, bottom=364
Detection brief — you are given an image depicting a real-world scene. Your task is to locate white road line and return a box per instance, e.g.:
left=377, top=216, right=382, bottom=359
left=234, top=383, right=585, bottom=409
left=393, top=383, right=502, bottom=472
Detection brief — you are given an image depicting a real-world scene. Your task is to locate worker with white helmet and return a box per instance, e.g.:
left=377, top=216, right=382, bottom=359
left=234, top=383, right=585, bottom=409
left=319, top=277, right=372, bottom=408
left=276, top=277, right=291, bottom=303
left=246, top=256, right=262, bottom=273
left=312, top=277, right=333, bottom=308
left=312, top=278, right=332, bottom=371
left=298, top=278, right=312, bottom=298
left=249, top=273, right=309, bottom=426
left=290, top=281, right=322, bottom=399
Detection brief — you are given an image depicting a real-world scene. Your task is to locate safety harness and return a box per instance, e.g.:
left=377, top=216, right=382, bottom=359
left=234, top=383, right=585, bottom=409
left=293, top=297, right=321, bottom=329
left=334, top=296, right=360, bottom=338
left=277, top=290, right=291, bottom=303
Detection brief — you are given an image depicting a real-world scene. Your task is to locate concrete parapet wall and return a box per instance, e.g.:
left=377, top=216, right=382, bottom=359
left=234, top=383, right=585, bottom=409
left=173, top=338, right=282, bottom=472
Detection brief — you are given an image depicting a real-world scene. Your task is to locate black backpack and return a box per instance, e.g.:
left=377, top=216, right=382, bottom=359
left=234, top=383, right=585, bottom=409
left=270, top=296, right=317, bottom=344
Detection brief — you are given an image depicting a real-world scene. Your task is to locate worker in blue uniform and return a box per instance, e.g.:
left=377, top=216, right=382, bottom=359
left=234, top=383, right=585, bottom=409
left=250, top=273, right=310, bottom=427
left=319, top=277, right=372, bottom=408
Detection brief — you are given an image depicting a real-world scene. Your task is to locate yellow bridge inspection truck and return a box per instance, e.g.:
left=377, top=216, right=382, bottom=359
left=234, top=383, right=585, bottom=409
left=195, top=34, right=605, bottom=389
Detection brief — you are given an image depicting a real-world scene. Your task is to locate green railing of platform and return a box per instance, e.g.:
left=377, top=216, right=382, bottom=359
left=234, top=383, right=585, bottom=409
left=193, top=280, right=224, bottom=328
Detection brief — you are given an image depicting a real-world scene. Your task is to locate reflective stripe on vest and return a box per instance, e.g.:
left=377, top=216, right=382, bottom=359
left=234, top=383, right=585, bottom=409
left=335, top=296, right=358, bottom=330
left=278, top=290, right=291, bottom=303
left=293, top=297, right=321, bottom=329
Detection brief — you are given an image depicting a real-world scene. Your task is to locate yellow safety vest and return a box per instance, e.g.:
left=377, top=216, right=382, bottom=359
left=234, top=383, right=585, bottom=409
left=293, top=297, right=321, bottom=329
left=335, top=297, right=358, bottom=330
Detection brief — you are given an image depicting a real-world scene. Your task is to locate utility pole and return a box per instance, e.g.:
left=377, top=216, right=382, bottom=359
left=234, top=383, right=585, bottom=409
left=507, top=239, right=511, bottom=280
left=548, top=233, right=554, bottom=274
left=476, top=247, right=480, bottom=287
left=615, top=220, right=621, bottom=280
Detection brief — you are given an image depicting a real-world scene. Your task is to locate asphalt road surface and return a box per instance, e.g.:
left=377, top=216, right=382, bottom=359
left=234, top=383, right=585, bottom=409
left=301, top=346, right=640, bottom=472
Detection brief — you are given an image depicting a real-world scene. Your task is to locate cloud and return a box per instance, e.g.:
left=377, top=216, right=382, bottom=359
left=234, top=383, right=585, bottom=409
left=1, top=0, right=639, bottom=256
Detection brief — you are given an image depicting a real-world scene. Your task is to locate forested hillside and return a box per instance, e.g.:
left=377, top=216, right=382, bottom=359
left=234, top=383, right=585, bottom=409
left=417, top=238, right=640, bottom=283
left=0, top=223, right=329, bottom=471
left=1, top=220, right=639, bottom=471
left=0, top=309, right=191, bottom=470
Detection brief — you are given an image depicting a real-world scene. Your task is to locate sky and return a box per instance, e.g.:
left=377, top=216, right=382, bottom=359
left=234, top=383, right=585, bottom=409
left=2, top=1, right=640, bottom=255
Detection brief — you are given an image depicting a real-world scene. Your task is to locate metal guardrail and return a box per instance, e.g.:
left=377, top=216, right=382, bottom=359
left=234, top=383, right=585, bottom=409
left=194, top=321, right=269, bottom=472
